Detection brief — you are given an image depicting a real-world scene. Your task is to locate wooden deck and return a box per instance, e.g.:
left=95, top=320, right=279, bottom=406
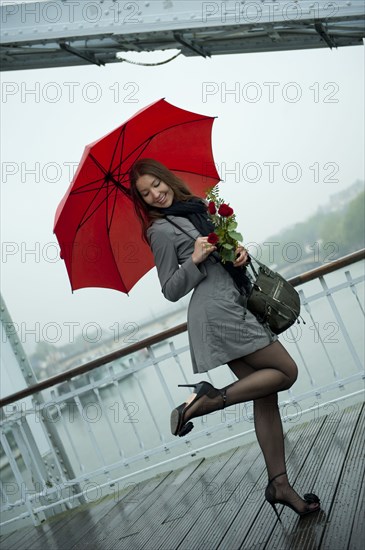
left=1, top=401, right=364, bottom=550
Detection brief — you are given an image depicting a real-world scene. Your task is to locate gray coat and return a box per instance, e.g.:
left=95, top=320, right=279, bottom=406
left=147, top=215, right=277, bottom=373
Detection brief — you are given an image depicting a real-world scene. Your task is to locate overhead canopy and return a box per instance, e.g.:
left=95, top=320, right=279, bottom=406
left=1, top=0, right=364, bottom=71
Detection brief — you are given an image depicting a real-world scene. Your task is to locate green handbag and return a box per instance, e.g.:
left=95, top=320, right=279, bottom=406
left=246, top=256, right=302, bottom=335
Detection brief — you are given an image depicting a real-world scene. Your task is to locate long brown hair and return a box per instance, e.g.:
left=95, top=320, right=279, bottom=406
left=129, top=158, right=198, bottom=243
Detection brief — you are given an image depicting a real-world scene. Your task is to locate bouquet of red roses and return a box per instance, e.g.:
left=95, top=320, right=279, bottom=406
left=205, top=186, right=243, bottom=264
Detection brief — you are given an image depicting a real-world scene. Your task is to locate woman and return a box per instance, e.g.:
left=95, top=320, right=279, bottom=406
left=129, top=158, right=320, bottom=520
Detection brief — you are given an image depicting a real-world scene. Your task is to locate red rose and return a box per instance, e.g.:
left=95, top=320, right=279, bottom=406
left=207, top=232, right=219, bottom=245
left=218, top=203, right=234, bottom=217
left=208, top=201, right=216, bottom=215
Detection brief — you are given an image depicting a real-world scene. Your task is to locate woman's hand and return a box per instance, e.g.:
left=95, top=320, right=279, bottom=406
left=191, top=237, right=217, bottom=264
left=233, top=245, right=250, bottom=268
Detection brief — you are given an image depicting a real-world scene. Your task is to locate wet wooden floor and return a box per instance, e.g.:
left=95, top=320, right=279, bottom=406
left=1, top=401, right=364, bottom=550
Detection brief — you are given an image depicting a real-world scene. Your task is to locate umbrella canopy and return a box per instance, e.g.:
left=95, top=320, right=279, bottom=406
left=54, top=98, right=220, bottom=294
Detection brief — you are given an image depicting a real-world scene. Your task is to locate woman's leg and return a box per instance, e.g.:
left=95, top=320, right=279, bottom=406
left=225, top=356, right=287, bottom=479
left=230, top=359, right=319, bottom=513
left=182, top=341, right=298, bottom=421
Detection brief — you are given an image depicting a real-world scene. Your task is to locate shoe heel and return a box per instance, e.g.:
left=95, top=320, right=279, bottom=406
left=178, top=421, right=194, bottom=437
left=268, top=501, right=282, bottom=523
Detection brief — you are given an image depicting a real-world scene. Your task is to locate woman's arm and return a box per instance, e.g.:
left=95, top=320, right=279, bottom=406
left=149, top=227, right=207, bottom=302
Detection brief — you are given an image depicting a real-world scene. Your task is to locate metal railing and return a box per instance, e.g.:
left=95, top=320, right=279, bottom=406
left=0, top=249, right=364, bottom=530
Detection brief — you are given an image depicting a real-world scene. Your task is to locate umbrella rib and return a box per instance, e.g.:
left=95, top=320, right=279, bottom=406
left=111, top=117, right=209, bottom=176
left=118, top=136, right=155, bottom=176
left=89, top=152, right=131, bottom=195
left=108, top=126, right=128, bottom=233
left=104, top=175, right=121, bottom=234
left=114, top=123, right=126, bottom=185
left=104, top=175, right=109, bottom=233
left=104, top=181, right=129, bottom=293
left=111, top=135, right=154, bottom=180
left=70, top=157, right=110, bottom=194
left=71, top=181, right=107, bottom=194
left=89, top=153, right=109, bottom=176
left=109, top=125, right=127, bottom=175
left=106, top=209, right=129, bottom=294
left=77, top=185, right=117, bottom=229
left=107, top=184, right=119, bottom=234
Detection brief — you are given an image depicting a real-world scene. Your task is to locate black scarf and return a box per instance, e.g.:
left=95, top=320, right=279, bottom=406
left=158, top=197, right=251, bottom=296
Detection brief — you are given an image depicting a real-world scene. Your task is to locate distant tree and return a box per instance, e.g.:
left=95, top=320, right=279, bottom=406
left=257, top=184, right=364, bottom=270
left=342, top=191, right=365, bottom=252
left=320, top=211, right=344, bottom=254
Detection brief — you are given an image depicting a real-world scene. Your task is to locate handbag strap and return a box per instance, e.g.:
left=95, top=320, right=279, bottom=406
left=247, top=254, right=275, bottom=278
left=249, top=254, right=268, bottom=270
left=164, top=216, right=196, bottom=241
left=164, top=216, right=221, bottom=263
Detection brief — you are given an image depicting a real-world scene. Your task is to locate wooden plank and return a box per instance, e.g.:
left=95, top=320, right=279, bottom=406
left=69, top=468, right=180, bottom=549
left=161, top=447, right=254, bottom=522
left=264, top=403, right=363, bottom=550
left=99, top=447, right=243, bottom=550
left=3, top=469, right=173, bottom=550
left=347, top=468, right=365, bottom=550
left=319, top=404, right=364, bottom=549
left=157, top=444, right=265, bottom=550
left=2, top=490, right=132, bottom=550
left=69, top=457, right=208, bottom=549
left=0, top=525, right=36, bottom=549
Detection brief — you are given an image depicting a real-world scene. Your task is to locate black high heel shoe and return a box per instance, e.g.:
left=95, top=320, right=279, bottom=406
left=265, top=472, right=320, bottom=522
left=170, top=381, right=227, bottom=437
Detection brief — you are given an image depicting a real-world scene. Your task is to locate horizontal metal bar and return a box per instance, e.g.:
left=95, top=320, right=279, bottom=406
left=289, top=249, right=365, bottom=286
left=299, top=275, right=364, bottom=305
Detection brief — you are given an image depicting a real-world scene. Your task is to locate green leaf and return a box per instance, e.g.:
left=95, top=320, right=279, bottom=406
left=228, top=231, right=243, bottom=241
left=227, top=221, right=238, bottom=230
left=221, top=249, right=235, bottom=262
left=222, top=243, right=234, bottom=249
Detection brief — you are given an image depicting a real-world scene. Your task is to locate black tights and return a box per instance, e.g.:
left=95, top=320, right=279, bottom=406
left=182, top=341, right=318, bottom=513
left=226, top=341, right=297, bottom=480
left=183, top=341, right=297, bottom=432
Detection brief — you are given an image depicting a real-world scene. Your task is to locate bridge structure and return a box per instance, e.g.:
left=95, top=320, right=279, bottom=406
left=0, top=0, right=364, bottom=72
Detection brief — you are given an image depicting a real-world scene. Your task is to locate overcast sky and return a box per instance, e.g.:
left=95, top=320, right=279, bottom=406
left=1, top=37, right=364, bottom=355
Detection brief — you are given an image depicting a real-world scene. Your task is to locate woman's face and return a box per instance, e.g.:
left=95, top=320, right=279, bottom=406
left=136, top=174, right=174, bottom=208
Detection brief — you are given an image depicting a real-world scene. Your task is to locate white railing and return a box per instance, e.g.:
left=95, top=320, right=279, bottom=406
left=0, top=251, right=364, bottom=531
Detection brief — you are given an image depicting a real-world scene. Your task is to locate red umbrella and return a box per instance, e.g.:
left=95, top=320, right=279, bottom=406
left=54, top=98, right=220, bottom=294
